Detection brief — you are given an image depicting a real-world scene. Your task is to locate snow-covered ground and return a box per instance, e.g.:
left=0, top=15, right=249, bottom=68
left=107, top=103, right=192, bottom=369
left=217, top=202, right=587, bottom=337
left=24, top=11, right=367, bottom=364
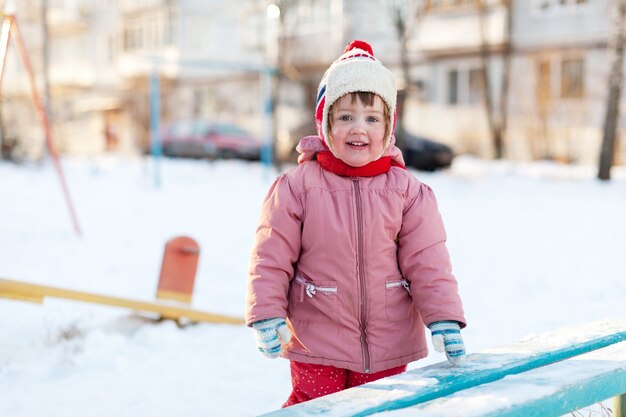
left=0, top=155, right=625, bottom=417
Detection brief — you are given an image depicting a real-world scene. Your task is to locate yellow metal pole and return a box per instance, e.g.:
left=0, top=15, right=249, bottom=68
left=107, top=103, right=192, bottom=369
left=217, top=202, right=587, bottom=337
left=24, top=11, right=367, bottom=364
left=0, top=278, right=244, bottom=325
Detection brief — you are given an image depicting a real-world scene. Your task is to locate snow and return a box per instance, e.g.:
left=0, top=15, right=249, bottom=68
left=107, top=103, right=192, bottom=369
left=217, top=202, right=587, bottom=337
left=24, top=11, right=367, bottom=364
left=0, top=155, right=625, bottom=417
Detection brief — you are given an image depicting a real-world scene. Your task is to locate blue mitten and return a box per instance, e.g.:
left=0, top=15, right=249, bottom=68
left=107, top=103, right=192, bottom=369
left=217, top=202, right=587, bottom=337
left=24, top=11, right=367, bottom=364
left=428, top=321, right=466, bottom=365
left=251, top=318, right=293, bottom=359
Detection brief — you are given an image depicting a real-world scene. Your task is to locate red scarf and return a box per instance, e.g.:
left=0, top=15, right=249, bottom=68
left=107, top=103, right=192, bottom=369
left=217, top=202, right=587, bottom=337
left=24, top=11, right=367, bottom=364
left=316, top=151, right=405, bottom=177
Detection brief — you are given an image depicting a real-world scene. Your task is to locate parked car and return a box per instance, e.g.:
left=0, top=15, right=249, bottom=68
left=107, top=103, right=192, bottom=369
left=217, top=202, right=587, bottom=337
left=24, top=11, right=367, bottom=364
left=402, top=134, right=455, bottom=172
left=161, top=120, right=261, bottom=161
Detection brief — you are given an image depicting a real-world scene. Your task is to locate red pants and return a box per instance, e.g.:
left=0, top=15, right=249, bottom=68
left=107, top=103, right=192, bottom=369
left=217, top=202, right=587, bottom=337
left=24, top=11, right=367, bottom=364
left=283, top=361, right=407, bottom=407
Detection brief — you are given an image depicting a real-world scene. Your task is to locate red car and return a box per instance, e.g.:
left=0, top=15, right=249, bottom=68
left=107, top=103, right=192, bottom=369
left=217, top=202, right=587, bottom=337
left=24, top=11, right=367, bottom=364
left=161, top=120, right=261, bottom=161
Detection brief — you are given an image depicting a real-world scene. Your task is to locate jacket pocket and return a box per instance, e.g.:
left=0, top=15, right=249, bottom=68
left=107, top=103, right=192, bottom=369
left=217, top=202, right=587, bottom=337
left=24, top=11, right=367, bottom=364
left=385, top=276, right=413, bottom=321
left=288, top=273, right=338, bottom=323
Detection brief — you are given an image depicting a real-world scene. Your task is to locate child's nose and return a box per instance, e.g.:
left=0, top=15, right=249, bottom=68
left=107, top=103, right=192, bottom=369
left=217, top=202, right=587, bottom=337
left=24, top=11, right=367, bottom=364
left=350, top=118, right=367, bottom=133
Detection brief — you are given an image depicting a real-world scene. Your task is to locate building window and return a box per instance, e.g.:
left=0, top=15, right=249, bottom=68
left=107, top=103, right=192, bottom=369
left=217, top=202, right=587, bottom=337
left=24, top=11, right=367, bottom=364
left=561, top=58, right=584, bottom=98
left=448, top=69, right=459, bottom=105
left=186, top=16, right=204, bottom=51
left=164, top=8, right=176, bottom=46
left=123, top=10, right=174, bottom=52
left=468, top=68, right=484, bottom=104
left=445, top=67, right=485, bottom=105
left=107, top=34, right=116, bottom=63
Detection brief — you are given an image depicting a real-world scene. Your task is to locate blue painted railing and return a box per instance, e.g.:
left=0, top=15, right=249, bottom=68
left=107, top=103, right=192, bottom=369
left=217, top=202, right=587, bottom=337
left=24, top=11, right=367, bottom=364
left=481, top=368, right=626, bottom=417
left=261, top=329, right=626, bottom=417
left=351, top=331, right=626, bottom=417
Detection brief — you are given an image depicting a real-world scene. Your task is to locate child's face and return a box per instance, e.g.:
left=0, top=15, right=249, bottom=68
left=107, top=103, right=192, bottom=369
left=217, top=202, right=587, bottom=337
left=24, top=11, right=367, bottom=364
left=329, top=94, right=387, bottom=167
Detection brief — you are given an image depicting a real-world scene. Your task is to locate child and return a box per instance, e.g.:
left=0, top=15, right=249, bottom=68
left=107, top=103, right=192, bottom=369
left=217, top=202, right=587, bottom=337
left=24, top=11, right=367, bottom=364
left=246, top=40, right=466, bottom=407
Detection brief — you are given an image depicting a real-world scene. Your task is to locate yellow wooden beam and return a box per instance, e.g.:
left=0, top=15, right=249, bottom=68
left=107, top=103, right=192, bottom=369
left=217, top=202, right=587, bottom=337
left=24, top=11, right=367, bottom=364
left=0, top=278, right=244, bottom=325
left=0, top=290, right=44, bottom=303
left=156, top=289, right=193, bottom=304
left=615, top=393, right=626, bottom=417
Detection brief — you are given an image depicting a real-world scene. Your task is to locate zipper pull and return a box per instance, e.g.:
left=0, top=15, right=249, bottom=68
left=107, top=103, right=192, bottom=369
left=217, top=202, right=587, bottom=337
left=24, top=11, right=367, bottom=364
left=305, top=283, right=316, bottom=298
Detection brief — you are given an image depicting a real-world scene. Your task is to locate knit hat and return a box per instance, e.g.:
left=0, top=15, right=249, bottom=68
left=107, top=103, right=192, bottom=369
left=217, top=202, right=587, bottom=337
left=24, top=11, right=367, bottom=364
left=315, top=40, right=397, bottom=155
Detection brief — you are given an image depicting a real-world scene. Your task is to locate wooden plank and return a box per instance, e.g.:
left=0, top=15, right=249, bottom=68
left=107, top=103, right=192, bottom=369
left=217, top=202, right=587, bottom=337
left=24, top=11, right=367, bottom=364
left=0, top=278, right=244, bottom=325
left=615, top=393, right=626, bottom=417
left=481, top=370, right=626, bottom=417
left=260, top=322, right=626, bottom=417
left=348, top=332, right=626, bottom=417
left=409, top=343, right=626, bottom=417
left=0, top=290, right=43, bottom=303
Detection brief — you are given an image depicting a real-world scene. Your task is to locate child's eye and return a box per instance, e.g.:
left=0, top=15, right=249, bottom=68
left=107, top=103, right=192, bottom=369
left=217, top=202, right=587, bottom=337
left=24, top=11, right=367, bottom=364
left=338, top=115, right=352, bottom=121
left=367, top=116, right=380, bottom=123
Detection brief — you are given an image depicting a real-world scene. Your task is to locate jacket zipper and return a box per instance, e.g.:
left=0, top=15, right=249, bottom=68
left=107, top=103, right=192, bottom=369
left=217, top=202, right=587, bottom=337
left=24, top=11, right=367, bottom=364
left=294, top=275, right=337, bottom=301
left=353, top=178, right=371, bottom=373
left=386, top=278, right=411, bottom=293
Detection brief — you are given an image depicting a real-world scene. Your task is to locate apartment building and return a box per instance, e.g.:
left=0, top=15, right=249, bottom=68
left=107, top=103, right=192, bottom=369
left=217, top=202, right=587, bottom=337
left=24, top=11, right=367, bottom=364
left=507, top=0, right=613, bottom=163
left=2, top=0, right=624, bottom=165
left=277, top=0, right=624, bottom=164
left=405, top=0, right=621, bottom=163
left=2, top=0, right=269, bottom=157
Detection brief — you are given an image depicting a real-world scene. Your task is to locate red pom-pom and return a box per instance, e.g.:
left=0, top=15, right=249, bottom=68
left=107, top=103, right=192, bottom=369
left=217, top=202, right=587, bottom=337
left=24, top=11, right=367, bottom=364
left=343, top=40, right=374, bottom=56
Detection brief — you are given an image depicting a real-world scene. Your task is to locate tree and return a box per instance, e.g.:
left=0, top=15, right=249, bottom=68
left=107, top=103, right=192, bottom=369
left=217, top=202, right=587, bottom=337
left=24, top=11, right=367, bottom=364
left=386, top=0, right=425, bottom=152
left=263, top=0, right=298, bottom=167
left=477, top=0, right=512, bottom=159
left=598, top=0, right=626, bottom=181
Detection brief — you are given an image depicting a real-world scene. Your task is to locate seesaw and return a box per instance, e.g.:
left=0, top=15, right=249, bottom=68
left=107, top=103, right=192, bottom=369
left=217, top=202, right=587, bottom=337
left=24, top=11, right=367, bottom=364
left=0, top=236, right=244, bottom=325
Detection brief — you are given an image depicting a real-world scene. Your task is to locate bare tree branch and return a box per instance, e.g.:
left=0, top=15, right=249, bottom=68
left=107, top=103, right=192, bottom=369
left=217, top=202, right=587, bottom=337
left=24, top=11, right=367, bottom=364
left=385, top=0, right=425, bottom=151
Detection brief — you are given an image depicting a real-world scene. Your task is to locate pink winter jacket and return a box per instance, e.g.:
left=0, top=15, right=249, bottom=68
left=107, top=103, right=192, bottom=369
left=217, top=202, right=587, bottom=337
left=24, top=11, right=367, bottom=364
left=246, top=138, right=466, bottom=373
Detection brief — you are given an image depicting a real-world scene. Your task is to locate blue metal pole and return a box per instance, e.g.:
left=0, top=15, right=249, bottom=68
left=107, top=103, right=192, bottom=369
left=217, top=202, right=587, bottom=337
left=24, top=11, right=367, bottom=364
left=150, top=65, right=162, bottom=187
left=261, top=68, right=273, bottom=168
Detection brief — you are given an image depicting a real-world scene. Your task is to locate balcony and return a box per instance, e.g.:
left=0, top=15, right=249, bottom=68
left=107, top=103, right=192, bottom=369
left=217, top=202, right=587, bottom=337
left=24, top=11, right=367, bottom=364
left=47, top=6, right=91, bottom=35
left=416, top=6, right=508, bottom=56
